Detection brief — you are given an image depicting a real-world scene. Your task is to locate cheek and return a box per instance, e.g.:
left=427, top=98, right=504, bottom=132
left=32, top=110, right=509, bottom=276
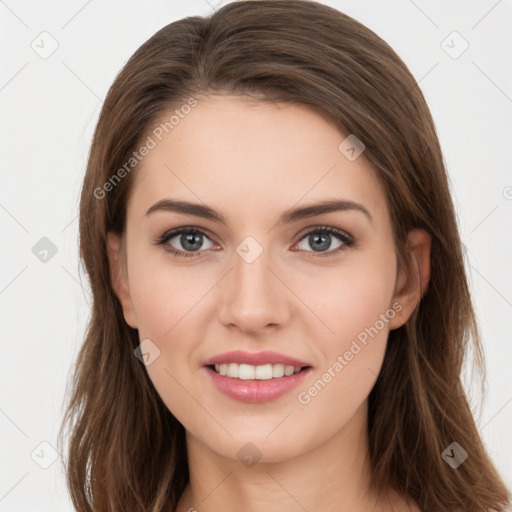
left=291, top=245, right=397, bottom=349
left=126, top=252, right=215, bottom=431
left=291, top=249, right=396, bottom=421
left=127, top=246, right=211, bottom=340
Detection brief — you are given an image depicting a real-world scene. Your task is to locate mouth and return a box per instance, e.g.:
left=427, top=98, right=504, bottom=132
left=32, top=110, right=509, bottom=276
left=202, top=350, right=313, bottom=402
left=203, top=363, right=313, bottom=402
left=207, top=363, right=311, bottom=380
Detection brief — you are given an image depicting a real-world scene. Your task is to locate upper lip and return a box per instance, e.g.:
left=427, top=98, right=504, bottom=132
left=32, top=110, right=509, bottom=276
left=203, top=350, right=312, bottom=368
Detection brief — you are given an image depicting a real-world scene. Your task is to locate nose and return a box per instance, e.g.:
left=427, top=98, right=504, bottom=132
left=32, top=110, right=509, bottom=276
left=216, top=243, right=292, bottom=334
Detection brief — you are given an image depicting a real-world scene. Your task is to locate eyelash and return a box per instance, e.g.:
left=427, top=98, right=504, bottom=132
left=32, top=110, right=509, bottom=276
left=154, top=225, right=355, bottom=259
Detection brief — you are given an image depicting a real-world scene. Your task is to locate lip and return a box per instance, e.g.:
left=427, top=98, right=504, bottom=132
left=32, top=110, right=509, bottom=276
left=203, top=365, right=313, bottom=403
left=203, top=350, right=311, bottom=367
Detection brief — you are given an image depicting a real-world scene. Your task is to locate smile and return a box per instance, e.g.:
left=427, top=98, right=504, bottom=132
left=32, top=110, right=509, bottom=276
left=204, top=364, right=312, bottom=402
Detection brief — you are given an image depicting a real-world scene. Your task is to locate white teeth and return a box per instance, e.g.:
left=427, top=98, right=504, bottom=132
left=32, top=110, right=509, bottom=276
left=284, top=365, right=295, bottom=376
left=238, top=364, right=255, bottom=380
left=272, top=364, right=285, bottom=378
left=227, top=363, right=238, bottom=378
left=212, top=363, right=304, bottom=380
left=255, top=364, right=273, bottom=380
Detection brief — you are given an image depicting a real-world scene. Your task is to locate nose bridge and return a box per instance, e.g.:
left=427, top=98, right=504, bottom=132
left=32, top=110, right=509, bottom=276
left=217, top=234, right=290, bottom=331
left=235, top=239, right=271, bottom=292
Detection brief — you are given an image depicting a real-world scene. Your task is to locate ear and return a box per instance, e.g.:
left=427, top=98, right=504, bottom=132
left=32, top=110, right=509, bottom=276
left=107, top=231, right=138, bottom=329
left=388, top=229, right=431, bottom=330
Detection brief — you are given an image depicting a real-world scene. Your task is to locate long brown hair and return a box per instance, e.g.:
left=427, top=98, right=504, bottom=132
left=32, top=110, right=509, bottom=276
left=58, top=1, right=512, bottom=510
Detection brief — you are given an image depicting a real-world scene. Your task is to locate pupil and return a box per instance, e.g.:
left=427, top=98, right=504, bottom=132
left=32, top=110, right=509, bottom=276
left=182, top=232, right=202, bottom=251
left=310, top=233, right=330, bottom=251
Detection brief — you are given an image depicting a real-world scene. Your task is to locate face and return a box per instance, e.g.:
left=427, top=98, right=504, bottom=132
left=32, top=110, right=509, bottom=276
left=108, top=95, right=428, bottom=464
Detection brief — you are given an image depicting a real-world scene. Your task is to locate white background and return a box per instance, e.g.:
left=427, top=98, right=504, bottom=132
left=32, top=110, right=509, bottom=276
left=1, top=0, right=511, bottom=510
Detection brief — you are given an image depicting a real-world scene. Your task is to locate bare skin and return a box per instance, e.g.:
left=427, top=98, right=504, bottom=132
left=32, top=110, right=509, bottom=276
left=107, top=95, right=429, bottom=512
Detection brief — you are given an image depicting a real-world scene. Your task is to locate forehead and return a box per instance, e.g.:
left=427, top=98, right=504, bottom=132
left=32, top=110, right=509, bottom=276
left=127, top=95, right=388, bottom=225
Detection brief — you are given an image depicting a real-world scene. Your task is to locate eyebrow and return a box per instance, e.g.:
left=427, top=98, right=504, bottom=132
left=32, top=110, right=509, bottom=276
left=145, top=198, right=373, bottom=225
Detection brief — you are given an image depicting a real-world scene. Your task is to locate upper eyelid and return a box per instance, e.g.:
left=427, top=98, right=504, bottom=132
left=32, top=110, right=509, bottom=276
left=295, top=226, right=353, bottom=244
left=159, top=226, right=219, bottom=244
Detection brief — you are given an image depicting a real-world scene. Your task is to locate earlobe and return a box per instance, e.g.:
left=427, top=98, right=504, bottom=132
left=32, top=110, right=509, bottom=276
left=106, top=231, right=138, bottom=329
left=389, top=229, right=431, bottom=330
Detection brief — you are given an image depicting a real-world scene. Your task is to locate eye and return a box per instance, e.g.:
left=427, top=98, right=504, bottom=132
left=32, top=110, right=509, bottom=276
left=155, top=227, right=218, bottom=258
left=154, top=225, right=354, bottom=259
left=292, top=226, right=354, bottom=256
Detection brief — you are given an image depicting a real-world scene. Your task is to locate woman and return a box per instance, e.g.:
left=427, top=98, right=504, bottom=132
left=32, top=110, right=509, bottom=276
left=58, top=1, right=511, bottom=510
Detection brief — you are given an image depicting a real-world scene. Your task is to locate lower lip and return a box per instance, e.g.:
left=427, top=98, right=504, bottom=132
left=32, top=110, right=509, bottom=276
left=203, top=366, right=312, bottom=403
